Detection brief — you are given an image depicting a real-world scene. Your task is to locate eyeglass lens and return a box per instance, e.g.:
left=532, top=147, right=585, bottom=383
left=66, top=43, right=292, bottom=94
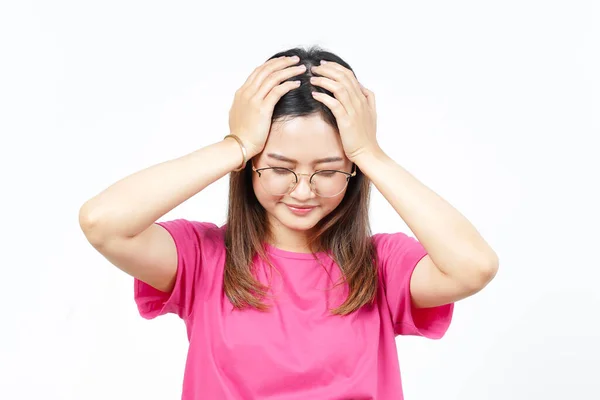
left=258, top=168, right=349, bottom=197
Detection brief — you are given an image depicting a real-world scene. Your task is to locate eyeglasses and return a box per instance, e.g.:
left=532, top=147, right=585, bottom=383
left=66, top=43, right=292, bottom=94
left=252, top=164, right=357, bottom=198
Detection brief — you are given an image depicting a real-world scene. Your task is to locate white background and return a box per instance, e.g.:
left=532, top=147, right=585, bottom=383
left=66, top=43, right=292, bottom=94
left=1, top=1, right=598, bottom=399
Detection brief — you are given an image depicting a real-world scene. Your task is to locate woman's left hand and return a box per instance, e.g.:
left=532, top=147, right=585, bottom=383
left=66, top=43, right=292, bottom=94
left=310, top=61, right=380, bottom=161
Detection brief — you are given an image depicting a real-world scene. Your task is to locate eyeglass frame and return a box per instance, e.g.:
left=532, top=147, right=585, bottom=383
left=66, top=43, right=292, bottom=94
left=251, top=163, right=357, bottom=198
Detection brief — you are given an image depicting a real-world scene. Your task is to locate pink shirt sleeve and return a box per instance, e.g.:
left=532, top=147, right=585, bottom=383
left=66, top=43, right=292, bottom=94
left=134, top=219, right=219, bottom=320
left=373, top=232, right=454, bottom=339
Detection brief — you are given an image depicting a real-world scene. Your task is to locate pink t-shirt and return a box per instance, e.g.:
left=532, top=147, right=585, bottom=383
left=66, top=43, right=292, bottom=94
left=134, top=219, right=453, bottom=399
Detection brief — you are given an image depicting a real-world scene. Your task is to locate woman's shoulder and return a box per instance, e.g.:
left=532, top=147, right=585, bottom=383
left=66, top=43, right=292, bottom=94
left=156, top=218, right=227, bottom=247
left=370, top=230, right=414, bottom=246
left=370, top=230, right=424, bottom=261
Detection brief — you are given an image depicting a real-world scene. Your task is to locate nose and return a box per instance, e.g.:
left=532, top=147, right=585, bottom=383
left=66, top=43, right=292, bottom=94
left=289, top=174, right=315, bottom=201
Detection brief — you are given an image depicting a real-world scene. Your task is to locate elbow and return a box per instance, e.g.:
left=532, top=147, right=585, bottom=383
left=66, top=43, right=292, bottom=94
left=448, top=250, right=499, bottom=295
left=483, top=252, right=500, bottom=280
left=467, top=253, right=499, bottom=292
left=78, top=204, right=93, bottom=232
left=79, top=202, right=99, bottom=234
left=79, top=204, right=107, bottom=247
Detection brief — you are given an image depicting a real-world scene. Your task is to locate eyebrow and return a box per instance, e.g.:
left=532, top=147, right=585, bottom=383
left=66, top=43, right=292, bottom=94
left=267, top=153, right=344, bottom=164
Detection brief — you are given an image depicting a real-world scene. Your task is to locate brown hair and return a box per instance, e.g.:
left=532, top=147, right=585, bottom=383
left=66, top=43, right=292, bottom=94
left=224, top=46, right=377, bottom=315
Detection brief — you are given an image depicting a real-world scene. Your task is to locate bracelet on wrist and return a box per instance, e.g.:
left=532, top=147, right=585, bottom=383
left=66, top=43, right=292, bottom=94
left=224, top=134, right=247, bottom=172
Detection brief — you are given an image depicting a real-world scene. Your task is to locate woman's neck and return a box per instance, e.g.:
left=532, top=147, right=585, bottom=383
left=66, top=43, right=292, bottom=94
left=266, top=218, right=314, bottom=253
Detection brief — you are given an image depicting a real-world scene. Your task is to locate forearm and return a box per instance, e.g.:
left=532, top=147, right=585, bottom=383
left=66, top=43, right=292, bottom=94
left=79, top=137, right=244, bottom=241
left=355, top=148, right=498, bottom=279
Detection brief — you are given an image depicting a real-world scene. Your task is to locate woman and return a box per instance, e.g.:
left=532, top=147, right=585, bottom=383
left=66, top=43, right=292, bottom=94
left=79, top=46, right=499, bottom=399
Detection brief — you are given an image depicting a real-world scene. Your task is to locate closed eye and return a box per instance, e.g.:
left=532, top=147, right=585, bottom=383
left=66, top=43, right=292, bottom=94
left=316, top=170, right=338, bottom=177
left=271, top=167, right=293, bottom=175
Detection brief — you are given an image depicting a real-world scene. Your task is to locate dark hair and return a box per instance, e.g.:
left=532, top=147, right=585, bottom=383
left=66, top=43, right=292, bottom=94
left=224, top=46, right=377, bottom=315
left=269, top=47, right=351, bottom=129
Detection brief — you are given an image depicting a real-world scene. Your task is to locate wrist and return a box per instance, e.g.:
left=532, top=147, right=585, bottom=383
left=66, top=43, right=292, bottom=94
left=244, top=144, right=262, bottom=160
left=225, top=134, right=262, bottom=158
left=223, top=134, right=249, bottom=171
left=349, top=145, right=386, bottom=166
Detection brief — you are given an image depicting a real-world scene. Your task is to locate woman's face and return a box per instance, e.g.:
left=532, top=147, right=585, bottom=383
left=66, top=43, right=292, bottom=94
left=251, top=114, right=353, bottom=236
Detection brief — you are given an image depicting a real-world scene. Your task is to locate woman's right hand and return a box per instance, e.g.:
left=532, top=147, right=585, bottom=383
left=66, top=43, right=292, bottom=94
left=228, top=55, right=306, bottom=158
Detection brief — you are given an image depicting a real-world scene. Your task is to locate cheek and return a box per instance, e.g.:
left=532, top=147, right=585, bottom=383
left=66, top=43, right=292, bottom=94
left=313, top=191, right=346, bottom=217
left=252, top=176, right=280, bottom=208
left=319, top=197, right=344, bottom=213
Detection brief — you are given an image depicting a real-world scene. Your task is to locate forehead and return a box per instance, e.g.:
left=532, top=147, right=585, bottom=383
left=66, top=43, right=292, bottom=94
left=264, top=114, right=344, bottom=161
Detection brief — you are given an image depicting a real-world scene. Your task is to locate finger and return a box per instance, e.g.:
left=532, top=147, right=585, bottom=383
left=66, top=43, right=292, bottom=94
left=246, top=56, right=300, bottom=93
left=242, top=56, right=292, bottom=88
left=255, top=64, right=306, bottom=99
left=311, top=91, right=347, bottom=120
left=311, top=63, right=364, bottom=112
left=313, top=61, right=363, bottom=97
left=310, top=76, right=356, bottom=115
left=263, top=80, right=302, bottom=110
left=359, top=84, right=376, bottom=111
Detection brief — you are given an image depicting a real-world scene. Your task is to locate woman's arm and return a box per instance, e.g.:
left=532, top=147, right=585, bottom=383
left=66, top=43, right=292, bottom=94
left=78, top=139, right=244, bottom=291
left=79, top=139, right=243, bottom=243
left=284, top=59, right=498, bottom=308
left=355, top=149, right=499, bottom=308
left=79, top=55, right=305, bottom=291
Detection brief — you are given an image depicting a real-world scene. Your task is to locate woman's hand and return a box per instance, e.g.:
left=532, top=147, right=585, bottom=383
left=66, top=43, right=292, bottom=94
left=228, top=56, right=306, bottom=158
left=309, top=61, right=380, bottom=162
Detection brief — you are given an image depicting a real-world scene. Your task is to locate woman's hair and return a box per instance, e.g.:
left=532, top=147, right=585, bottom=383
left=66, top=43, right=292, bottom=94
left=224, top=46, right=377, bottom=315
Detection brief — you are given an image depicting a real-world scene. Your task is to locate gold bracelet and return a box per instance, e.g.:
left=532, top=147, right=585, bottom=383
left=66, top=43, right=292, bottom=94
left=224, top=134, right=247, bottom=172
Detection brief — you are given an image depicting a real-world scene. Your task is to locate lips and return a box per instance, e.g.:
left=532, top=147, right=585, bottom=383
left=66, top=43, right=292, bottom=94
left=286, top=204, right=316, bottom=209
left=284, top=204, right=317, bottom=215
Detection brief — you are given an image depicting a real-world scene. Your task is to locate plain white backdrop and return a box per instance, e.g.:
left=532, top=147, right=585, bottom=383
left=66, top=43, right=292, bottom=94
left=1, top=1, right=598, bottom=399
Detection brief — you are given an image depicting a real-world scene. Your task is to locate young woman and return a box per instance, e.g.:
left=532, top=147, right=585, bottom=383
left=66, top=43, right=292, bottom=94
left=79, top=46, right=499, bottom=399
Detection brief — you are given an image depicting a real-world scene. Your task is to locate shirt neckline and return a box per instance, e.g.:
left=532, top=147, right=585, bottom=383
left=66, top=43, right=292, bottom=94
left=264, top=243, right=331, bottom=260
